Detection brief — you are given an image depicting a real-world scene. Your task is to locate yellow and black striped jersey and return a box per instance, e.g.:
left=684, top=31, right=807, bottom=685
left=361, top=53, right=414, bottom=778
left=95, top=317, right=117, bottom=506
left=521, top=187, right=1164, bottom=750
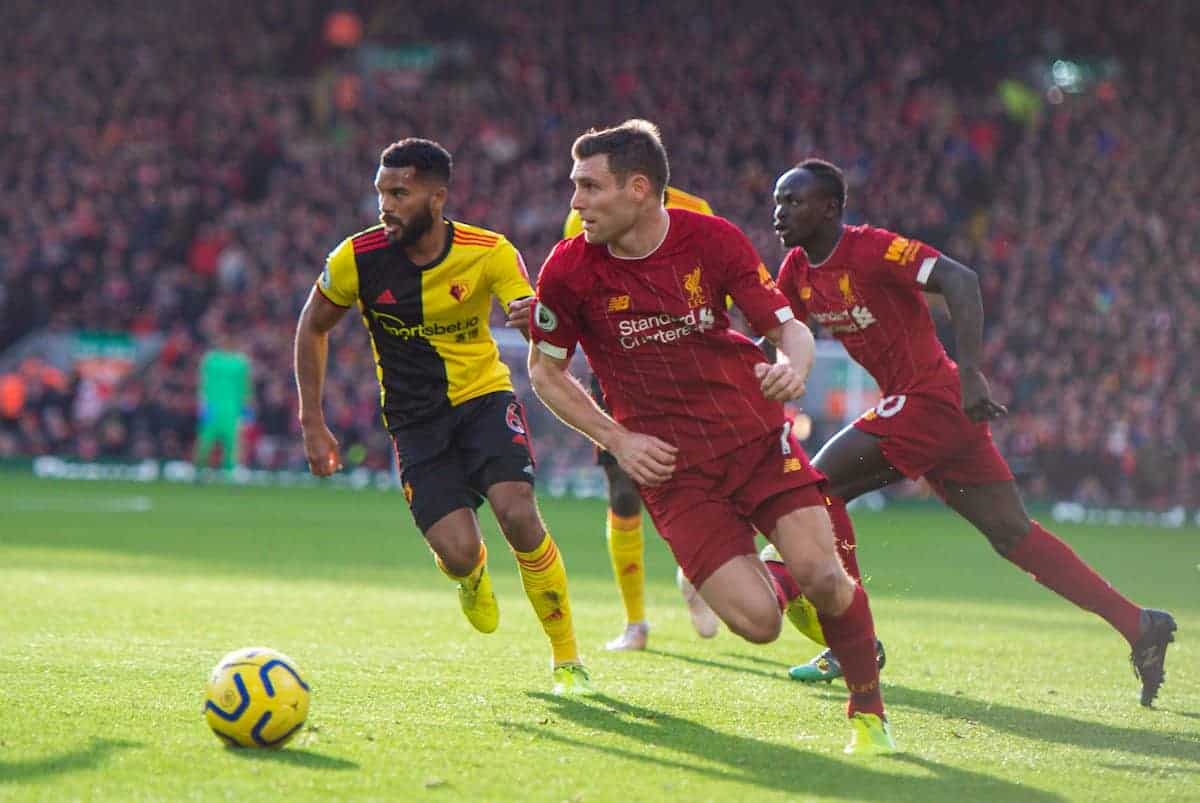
left=317, top=220, right=533, bottom=428
left=563, top=185, right=714, bottom=238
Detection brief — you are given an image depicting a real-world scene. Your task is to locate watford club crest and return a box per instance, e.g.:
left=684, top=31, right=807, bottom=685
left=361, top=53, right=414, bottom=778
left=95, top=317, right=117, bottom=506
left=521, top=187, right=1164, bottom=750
left=505, top=401, right=526, bottom=434
left=449, top=279, right=470, bottom=302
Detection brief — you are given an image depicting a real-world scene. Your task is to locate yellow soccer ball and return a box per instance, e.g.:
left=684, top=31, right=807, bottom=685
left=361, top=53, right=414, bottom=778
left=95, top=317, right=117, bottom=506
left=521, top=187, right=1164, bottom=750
left=203, top=647, right=310, bottom=748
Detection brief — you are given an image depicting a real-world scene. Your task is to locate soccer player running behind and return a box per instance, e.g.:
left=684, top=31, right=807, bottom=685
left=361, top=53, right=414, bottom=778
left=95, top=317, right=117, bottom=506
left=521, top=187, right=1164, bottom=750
left=294, top=139, right=591, bottom=695
left=566, top=186, right=721, bottom=651
left=528, top=120, right=894, bottom=753
left=768, top=158, right=1175, bottom=706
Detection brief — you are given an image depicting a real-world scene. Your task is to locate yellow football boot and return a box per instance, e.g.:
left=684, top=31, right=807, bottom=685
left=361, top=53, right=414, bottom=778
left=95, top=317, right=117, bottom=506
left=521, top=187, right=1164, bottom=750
left=759, top=543, right=827, bottom=646
left=458, top=563, right=499, bottom=634
left=844, top=712, right=897, bottom=756
left=551, top=663, right=594, bottom=696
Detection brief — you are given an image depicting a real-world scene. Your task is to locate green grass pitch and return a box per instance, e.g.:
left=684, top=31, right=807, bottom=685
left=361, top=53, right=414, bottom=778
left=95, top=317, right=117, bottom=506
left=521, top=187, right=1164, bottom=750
left=0, top=475, right=1196, bottom=801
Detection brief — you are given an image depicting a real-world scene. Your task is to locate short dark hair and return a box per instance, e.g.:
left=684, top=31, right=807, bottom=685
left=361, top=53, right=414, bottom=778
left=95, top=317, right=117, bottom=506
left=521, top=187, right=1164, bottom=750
left=572, top=119, right=669, bottom=198
left=380, top=138, right=453, bottom=183
left=796, top=157, right=847, bottom=212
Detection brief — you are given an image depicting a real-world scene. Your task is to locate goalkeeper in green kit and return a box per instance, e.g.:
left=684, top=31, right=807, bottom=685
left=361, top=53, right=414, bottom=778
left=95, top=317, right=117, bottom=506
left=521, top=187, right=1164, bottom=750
left=194, top=331, right=253, bottom=471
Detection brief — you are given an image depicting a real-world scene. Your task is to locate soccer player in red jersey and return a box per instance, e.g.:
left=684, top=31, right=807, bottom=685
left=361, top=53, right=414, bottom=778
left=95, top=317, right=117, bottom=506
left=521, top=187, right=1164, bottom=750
left=527, top=121, right=894, bottom=754
left=770, top=158, right=1176, bottom=706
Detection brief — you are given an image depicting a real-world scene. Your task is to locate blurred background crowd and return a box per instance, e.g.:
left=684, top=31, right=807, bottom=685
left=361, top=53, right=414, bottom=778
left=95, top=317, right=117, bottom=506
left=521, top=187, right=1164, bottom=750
left=1, top=0, right=1196, bottom=506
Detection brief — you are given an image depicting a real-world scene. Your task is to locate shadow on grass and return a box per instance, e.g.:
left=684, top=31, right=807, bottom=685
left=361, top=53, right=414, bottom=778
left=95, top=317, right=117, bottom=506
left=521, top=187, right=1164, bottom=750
left=1163, top=708, right=1200, bottom=722
left=226, top=747, right=359, bottom=770
left=642, top=648, right=786, bottom=682
left=509, top=692, right=1061, bottom=803
left=0, top=738, right=142, bottom=784
left=803, top=683, right=1200, bottom=766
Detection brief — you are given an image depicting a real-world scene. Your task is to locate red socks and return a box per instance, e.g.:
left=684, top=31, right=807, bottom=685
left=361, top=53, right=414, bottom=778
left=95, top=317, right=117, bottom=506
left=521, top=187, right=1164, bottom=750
left=1006, top=521, right=1142, bottom=646
left=765, top=560, right=800, bottom=611
left=826, top=494, right=863, bottom=583
left=817, top=584, right=884, bottom=717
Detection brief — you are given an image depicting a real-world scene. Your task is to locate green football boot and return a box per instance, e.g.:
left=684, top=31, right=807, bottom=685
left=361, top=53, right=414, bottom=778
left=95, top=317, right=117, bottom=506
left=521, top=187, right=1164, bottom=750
left=789, top=639, right=887, bottom=683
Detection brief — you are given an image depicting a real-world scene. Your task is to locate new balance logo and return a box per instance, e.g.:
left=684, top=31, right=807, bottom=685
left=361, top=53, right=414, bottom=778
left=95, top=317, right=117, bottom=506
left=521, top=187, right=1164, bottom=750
left=851, top=306, right=877, bottom=328
left=884, top=236, right=920, bottom=265
left=375, top=289, right=397, bottom=304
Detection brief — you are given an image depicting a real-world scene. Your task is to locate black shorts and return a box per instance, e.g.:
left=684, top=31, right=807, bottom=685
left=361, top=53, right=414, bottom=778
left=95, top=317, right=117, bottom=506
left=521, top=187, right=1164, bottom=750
left=391, top=391, right=535, bottom=533
left=589, top=374, right=619, bottom=468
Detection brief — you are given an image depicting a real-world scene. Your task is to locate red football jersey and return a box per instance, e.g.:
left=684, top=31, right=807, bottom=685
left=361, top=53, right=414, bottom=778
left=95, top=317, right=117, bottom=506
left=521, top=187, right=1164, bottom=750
left=777, top=225, right=957, bottom=396
left=532, top=209, right=796, bottom=469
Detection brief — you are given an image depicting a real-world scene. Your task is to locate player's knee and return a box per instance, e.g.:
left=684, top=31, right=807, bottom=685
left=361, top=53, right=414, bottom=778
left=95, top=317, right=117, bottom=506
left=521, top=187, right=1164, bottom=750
left=979, top=515, right=1031, bottom=556
left=491, top=491, right=544, bottom=547
left=796, top=562, right=853, bottom=613
left=604, top=467, right=641, bottom=518
left=436, top=540, right=482, bottom=577
left=608, top=487, right=641, bottom=518
left=728, top=613, right=782, bottom=645
left=494, top=504, right=542, bottom=542
left=722, top=598, right=783, bottom=644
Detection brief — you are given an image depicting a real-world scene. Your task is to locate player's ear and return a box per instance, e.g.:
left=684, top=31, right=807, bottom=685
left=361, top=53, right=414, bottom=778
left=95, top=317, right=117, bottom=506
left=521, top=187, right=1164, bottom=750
left=430, top=183, right=449, bottom=213
left=629, top=173, right=652, bottom=202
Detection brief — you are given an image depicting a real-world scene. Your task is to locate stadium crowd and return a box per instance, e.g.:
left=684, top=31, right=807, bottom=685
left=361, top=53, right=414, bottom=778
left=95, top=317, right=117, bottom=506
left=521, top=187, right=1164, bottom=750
left=0, top=0, right=1196, bottom=506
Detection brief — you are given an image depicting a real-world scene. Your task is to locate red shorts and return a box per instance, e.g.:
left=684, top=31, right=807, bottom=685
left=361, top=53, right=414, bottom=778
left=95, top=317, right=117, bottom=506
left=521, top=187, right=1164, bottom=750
left=852, top=387, right=1013, bottom=498
left=640, top=425, right=826, bottom=588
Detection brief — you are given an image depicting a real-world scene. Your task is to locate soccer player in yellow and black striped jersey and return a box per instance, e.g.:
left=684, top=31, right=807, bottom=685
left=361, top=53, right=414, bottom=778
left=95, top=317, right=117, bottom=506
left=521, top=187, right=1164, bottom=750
left=564, top=186, right=722, bottom=652
left=295, top=138, right=590, bottom=694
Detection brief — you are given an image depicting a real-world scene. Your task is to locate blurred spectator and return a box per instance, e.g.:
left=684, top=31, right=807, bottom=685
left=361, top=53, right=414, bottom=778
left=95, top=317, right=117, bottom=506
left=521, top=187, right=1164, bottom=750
left=0, top=0, right=1196, bottom=507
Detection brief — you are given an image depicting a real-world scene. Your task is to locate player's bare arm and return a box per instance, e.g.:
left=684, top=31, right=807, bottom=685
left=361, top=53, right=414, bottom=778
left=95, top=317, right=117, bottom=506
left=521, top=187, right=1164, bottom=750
left=755, top=319, right=815, bottom=402
left=528, top=345, right=677, bottom=486
left=294, top=286, right=349, bottom=476
left=925, top=256, right=1008, bottom=423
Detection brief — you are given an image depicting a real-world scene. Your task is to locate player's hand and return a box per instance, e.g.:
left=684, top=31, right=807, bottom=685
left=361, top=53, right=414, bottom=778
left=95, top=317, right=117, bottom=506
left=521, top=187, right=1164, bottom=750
left=610, top=431, right=678, bottom=487
left=959, top=367, right=1008, bottom=422
left=506, top=296, right=534, bottom=331
left=301, top=422, right=343, bottom=476
left=754, top=362, right=807, bottom=402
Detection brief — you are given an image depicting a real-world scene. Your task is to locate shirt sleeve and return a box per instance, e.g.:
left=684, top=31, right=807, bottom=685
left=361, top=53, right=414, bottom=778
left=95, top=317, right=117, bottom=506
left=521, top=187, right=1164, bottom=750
left=865, top=229, right=943, bottom=288
left=487, top=237, right=535, bottom=308
left=529, top=242, right=584, bottom=361
left=776, top=251, right=809, bottom=320
left=715, top=219, right=796, bottom=336
left=316, top=237, right=358, bottom=307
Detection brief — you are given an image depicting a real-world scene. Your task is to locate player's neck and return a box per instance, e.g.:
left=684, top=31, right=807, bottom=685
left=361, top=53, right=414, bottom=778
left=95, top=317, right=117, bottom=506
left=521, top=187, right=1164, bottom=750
left=801, top=223, right=844, bottom=266
left=608, top=206, right=670, bottom=260
left=404, top=219, right=450, bottom=265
